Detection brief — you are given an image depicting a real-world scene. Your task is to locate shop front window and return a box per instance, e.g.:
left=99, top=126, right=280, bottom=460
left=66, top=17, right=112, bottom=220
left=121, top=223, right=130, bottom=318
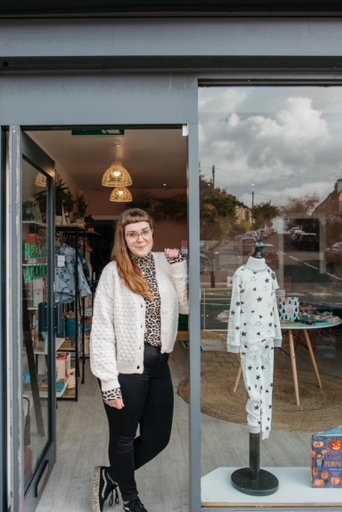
left=195, top=86, right=342, bottom=505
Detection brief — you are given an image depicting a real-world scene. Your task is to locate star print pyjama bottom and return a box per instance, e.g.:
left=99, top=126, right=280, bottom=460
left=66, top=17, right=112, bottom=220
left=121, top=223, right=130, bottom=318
left=240, top=340, right=275, bottom=440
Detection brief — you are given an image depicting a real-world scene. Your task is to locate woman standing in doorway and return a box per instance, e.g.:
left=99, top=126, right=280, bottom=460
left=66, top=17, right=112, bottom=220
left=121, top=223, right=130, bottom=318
left=90, top=208, right=188, bottom=512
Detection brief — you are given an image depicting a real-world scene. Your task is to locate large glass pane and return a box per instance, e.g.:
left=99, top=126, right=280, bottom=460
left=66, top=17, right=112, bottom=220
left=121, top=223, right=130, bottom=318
left=198, top=86, right=342, bottom=503
left=22, top=161, right=50, bottom=491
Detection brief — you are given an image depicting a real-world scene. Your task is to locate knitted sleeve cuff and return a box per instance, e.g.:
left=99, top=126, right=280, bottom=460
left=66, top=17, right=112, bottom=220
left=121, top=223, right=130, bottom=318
left=102, top=387, right=122, bottom=404
left=166, top=249, right=187, bottom=264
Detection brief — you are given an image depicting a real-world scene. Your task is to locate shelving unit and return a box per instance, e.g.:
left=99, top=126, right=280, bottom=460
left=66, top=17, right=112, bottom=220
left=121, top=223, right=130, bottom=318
left=82, top=230, right=101, bottom=356
left=34, top=338, right=71, bottom=398
left=22, top=220, right=48, bottom=439
left=23, top=221, right=73, bottom=402
left=23, top=222, right=93, bottom=403
left=55, top=225, right=91, bottom=400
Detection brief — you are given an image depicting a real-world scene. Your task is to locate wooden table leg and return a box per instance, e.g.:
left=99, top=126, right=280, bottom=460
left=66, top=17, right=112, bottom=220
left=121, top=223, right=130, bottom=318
left=303, top=329, right=322, bottom=389
left=288, top=330, right=300, bottom=406
left=233, top=364, right=242, bottom=392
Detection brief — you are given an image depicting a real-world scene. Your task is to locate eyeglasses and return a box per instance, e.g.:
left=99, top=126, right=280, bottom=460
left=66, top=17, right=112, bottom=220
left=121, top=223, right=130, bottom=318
left=125, top=228, right=153, bottom=242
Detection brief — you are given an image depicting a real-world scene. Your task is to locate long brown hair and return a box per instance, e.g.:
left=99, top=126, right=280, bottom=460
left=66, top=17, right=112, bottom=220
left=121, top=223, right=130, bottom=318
left=111, top=208, right=156, bottom=299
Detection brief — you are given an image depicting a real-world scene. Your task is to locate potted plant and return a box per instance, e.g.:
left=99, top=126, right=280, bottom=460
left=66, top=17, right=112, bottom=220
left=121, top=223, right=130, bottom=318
left=22, top=199, right=38, bottom=221
left=35, top=178, right=75, bottom=224
left=72, top=192, right=89, bottom=224
left=84, top=215, right=95, bottom=231
left=55, top=178, right=75, bottom=218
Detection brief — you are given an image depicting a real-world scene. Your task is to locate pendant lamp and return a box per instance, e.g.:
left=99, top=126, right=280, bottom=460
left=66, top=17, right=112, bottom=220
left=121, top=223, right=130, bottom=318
left=109, top=187, right=133, bottom=203
left=102, top=162, right=133, bottom=187
left=35, top=168, right=56, bottom=187
left=102, top=141, right=133, bottom=187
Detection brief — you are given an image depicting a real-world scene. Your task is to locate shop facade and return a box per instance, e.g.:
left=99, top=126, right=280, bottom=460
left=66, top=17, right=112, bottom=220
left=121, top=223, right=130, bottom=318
left=1, top=4, right=342, bottom=511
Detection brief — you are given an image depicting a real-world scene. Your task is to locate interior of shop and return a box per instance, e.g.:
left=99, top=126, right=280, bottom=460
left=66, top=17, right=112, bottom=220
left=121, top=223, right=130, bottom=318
left=22, top=127, right=191, bottom=510
left=28, top=128, right=188, bottom=246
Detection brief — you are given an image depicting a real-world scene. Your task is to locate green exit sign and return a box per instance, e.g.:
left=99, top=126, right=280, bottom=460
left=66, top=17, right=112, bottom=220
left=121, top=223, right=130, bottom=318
left=71, top=129, right=125, bottom=136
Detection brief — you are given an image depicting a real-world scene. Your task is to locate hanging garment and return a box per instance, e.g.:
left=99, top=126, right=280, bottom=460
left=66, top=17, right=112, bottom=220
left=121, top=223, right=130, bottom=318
left=85, top=241, right=93, bottom=284
left=227, top=257, right=282, bottom=439
left=55, top=243, right=92, bottom=303
left=82, top=257, right=91, bottom=288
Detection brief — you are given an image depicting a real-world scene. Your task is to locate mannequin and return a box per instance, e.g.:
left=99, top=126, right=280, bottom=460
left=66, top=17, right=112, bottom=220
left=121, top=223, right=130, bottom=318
left=253, top=239, right=265, bottom=259
left=227, top=242, right=282, bottom=495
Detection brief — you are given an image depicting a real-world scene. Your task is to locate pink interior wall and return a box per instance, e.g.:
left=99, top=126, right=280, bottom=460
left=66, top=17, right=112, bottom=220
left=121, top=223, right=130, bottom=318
left=85, top=187, right=188, bottom=250
left=85, top=187, right=186, bottom=216
left=152, top=219, right=188, bottom=251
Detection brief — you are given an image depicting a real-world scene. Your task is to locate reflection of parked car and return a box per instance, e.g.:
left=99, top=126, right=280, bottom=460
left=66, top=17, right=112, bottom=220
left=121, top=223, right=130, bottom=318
left=200, top=253, right=211, bottom=274
left=257, top=228, right=268, bottom=240
left=245, top=231, right=258, bottom=239
left=259, top=243, right=279, bottom=270
left=234, top=236, right=257, bottom=255
left=290, top=228, right=304, bottom=243
left=324, top=242, right=342, bottom=266
left=291, top=230, right=305, bottom=245
left=242, top=237, right=257, bottom=254
left=295, top=233, right=318, bottom=250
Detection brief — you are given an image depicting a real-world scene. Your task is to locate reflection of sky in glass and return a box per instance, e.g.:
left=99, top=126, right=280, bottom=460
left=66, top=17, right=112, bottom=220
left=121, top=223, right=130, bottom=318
left=199, top=87, right=342, bottom=208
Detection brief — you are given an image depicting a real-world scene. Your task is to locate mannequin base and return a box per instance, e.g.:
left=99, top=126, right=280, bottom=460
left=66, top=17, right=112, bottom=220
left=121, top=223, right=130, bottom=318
left=231, top=467, right=278, bottom=496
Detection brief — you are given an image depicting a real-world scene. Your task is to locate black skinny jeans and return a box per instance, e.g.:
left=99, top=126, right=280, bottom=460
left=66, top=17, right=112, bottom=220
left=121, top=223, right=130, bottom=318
left=103, top=343, right=174, bottom=502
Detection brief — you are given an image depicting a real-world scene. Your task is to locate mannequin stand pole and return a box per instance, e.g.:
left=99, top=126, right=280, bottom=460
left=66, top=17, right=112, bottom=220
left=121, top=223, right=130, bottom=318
left=231, top=433, right=278, bottom=496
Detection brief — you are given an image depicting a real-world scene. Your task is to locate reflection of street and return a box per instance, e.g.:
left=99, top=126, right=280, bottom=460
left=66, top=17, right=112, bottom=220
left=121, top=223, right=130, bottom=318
left=201, top=233, right=342, bottom=328
left=201, top=289, right=230, bottom=330
left=281, top=235, right=342, bottom=302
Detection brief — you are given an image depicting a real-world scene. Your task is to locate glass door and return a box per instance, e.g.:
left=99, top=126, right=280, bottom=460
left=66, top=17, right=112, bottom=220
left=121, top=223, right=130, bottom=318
left=7, top=128, right=56, bottom=512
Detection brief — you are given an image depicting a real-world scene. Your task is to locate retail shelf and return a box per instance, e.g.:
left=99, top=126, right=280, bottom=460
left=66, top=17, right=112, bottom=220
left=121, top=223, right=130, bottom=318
left=39, top=376, right=70, bottom=399
left=34, top=337, right=65, bottom=355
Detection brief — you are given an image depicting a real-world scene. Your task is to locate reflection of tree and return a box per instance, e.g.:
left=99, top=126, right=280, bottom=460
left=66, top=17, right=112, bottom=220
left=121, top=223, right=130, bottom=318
left=131, top=195, right=187, bottom=222
left=282, top=193, right=320, bottom=230
left=252, top=201, right=281, bottom=230
left=200, top=174, right=240, bottom=244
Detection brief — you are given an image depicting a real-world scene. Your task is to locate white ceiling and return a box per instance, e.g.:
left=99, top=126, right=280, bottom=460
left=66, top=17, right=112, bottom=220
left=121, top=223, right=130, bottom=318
left=29, top=128, right=188, bottom=191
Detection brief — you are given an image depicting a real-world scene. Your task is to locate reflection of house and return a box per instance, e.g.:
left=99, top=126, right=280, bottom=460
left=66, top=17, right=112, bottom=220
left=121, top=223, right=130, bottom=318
left=314, top=179, right=342, bottom=219
left=235, top=204, right=252, bottom=225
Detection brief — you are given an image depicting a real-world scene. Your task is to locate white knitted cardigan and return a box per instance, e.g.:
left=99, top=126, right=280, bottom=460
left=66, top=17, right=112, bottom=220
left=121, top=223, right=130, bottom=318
left=90, top=252, right=188, bottom=393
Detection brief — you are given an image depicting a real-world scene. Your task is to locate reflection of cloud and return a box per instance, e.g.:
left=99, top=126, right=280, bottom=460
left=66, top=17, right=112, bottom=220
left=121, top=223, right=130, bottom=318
left=198, top=89, right=247, bottom=114
left=199, top=88, right=342, bottom=206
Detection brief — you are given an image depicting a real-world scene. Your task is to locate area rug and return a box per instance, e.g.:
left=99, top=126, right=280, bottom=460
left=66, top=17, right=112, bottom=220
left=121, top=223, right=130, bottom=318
left=177, top=364, right=342, bottom=432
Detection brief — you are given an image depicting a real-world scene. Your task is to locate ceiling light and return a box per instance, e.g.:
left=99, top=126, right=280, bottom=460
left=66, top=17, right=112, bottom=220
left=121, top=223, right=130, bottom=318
left=102, top=140, right=132, bottom=187
left=102, top=162, right=132, bottom=187
left=109, top=187, right=133, bottom=203
left=35, top=168, right=56, bottom=187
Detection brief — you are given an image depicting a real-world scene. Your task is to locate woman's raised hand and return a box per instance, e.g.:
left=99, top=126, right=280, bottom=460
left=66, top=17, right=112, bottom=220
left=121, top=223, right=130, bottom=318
left=164, top=248, right=180, bottom=259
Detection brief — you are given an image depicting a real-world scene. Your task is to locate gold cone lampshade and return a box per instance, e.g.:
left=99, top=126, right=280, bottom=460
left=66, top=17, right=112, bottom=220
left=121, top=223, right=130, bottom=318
left=110, top=187, right=133, bottom=203
left=35, top=168, right=56, bottom=187
left=102, top=162, right=132, bottom=187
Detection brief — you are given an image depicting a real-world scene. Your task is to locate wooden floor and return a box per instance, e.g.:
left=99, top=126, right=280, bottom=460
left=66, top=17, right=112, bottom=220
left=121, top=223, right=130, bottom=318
left=35, top=337, right=340, bottom=512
